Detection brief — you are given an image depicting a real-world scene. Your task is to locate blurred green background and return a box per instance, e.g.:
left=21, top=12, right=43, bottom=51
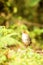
left=0, top=0, right=43, bottom=49
left=0, top=0, right=43, bottom=65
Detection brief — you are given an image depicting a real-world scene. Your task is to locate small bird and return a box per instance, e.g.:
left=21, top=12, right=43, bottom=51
left=22, top=30, right=31, bottom=47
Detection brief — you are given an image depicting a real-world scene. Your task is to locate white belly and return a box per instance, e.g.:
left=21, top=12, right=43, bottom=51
left=22, top=33, right=30, bottom=45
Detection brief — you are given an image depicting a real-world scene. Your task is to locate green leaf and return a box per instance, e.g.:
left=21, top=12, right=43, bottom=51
left=25, top=0, right=40, bottom=7
left=0, top=37, right=15, bottom=48
left=0, top=55, right=6, bottom=63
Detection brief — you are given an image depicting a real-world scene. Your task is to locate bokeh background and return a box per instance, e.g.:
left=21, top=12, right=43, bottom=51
left=0, top=0, right=43, bottom=65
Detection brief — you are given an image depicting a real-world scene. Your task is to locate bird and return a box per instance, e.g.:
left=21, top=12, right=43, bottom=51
left=22, top=30, right=31, bottom=47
